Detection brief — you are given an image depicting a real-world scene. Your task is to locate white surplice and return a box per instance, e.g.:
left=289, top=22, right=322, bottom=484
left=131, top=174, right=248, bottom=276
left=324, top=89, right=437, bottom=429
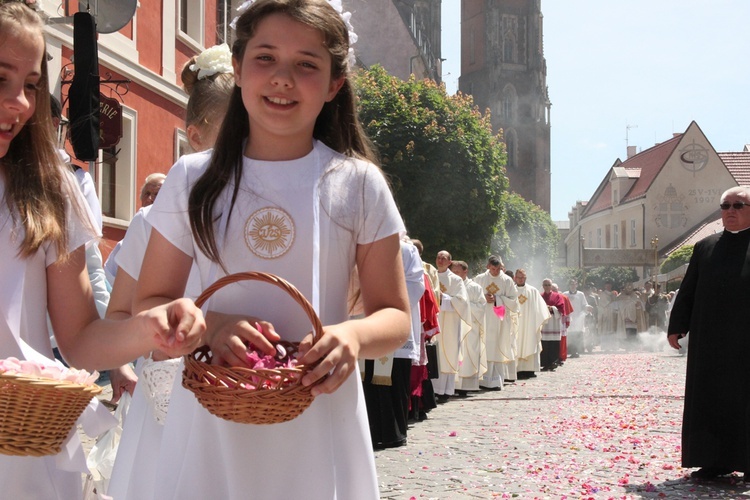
left=515, top=284, right=551, bottom=373
left=473, top=270, right=519, bottom=387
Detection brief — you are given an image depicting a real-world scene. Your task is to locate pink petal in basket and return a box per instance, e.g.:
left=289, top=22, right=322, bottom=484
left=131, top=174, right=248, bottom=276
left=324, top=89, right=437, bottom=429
left=493, top=305, right=506, bottom=319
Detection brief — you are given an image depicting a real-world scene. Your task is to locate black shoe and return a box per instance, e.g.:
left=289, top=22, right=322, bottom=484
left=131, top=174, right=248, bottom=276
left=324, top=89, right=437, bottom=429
left=436, top=394, right=450, bottom=404
left=690, top=467, right=734, bottom=479
left=455, top=390, right=469, bottom=398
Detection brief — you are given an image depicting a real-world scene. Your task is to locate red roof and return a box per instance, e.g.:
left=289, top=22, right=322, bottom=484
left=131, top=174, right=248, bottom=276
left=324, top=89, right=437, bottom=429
left=719, top=151, right=750, bottom=186
left=582, top=134, right=682, bottom=217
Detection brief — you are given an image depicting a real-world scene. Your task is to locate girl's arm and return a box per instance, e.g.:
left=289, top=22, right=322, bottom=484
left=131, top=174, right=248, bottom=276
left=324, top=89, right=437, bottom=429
left=133, top=229, right=194, bottom=314
left=50, top=245, right=204, bottom=371
left=299, top=232, right=410, bottom=396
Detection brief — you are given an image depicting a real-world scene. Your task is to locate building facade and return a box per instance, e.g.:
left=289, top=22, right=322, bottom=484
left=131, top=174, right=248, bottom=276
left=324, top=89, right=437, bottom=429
left=563, top=122, right=742, bottom=281
left=37, top=0, right=442, bottom=262
left=459, top=0, right=551, bottom=211
left=349, top=0, right=443, bottom=82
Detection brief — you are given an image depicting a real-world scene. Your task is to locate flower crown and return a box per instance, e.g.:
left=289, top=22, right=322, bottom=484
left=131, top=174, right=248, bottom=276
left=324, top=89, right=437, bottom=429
left=230, top=0, right=358, bottom=67
left=189, top=43, right=234, bottom=80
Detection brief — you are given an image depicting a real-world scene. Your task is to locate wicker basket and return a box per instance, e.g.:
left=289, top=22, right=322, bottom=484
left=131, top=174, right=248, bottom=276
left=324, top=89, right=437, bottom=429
left=183, top=272, right=325, bottom=425
left=0, top=372, right=102, bottom=456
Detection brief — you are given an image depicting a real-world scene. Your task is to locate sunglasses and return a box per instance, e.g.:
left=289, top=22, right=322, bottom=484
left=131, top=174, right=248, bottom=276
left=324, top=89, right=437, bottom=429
left=719, top=202, right=749, bottom=210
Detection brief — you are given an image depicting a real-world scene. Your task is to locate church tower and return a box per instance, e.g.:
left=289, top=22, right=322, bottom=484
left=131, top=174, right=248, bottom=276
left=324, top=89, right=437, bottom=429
left=459, top=0, right=551, bottom=212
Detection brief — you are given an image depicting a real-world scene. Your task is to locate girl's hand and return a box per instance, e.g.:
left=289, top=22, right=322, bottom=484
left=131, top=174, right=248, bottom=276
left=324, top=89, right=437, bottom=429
left=143, top=298, right=206, bottom=358
left=205, top=312, right=280, bottom=367
left=109, top=363, right=138, bottom=403
left=298, top=324, right=360, bottom=397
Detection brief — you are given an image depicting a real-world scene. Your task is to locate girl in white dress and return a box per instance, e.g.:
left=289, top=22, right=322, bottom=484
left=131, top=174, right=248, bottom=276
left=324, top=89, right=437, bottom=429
left=0, top=3, right=204, bottom=498
left=133, top=0, right=411, bottom=498
left=107, top=44, right=235, bottom=500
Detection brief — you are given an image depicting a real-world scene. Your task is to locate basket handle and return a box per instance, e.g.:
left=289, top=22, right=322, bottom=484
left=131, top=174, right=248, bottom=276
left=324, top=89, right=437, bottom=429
left=194, top=272, right=324, bottom=346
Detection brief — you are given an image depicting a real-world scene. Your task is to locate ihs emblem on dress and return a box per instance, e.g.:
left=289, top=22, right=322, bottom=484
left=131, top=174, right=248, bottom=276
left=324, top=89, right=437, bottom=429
left=245, top=207, right=295, bottom=259
left=518, top=294, right=527, bottom=304
left=486, top=283, right=499, bottom=295
left=440, top=283, right=447, bottom=293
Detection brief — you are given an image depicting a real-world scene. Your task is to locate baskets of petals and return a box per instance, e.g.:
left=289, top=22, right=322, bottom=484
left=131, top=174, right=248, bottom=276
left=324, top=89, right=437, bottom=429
left=182, top=272, right=326, bottom=425
left=0, top=358, right=101, bottom=456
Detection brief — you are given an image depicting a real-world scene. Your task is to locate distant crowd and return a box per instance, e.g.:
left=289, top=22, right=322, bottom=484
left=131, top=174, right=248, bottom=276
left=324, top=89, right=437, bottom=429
left=362, top=244, right=680, bottom=450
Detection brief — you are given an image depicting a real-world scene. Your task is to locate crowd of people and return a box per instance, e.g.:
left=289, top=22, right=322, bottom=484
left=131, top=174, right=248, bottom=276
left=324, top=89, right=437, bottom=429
left=361, top=247, right=684, bottom=451
left=2, top=0, right=749, bottom=497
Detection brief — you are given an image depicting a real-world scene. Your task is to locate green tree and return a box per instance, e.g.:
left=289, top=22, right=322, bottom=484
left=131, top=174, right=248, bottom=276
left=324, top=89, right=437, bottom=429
left=660, top=245, right=693, bottom=274
left=354, top=66, right=508, bottom=262
left=584, top=266, right=640, bottom=291
left=492, top=192, right=558, bottom=278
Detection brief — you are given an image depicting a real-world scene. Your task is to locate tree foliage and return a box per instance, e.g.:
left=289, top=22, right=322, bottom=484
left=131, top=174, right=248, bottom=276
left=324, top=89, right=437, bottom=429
left=660, top=245, right=693, bottom=274
left=583, top=266, right=640, bottom=291
left=353, top=65, right=508, bottom=262
left=492, top=192, right=558, bottom=279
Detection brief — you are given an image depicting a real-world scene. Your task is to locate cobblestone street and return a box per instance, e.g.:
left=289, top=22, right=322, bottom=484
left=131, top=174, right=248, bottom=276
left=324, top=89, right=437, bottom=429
left=373, top=346, right=749, bottom=499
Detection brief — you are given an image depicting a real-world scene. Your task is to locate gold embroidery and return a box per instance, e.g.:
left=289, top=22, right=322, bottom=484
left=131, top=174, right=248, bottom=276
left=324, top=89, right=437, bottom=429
left=440, top=283, right=447, bottom=293
left=518, top=294, right=528, bottom=304
left=486, top=282, right=499, bottom=295
left=244, top=207, right=295, bottom=259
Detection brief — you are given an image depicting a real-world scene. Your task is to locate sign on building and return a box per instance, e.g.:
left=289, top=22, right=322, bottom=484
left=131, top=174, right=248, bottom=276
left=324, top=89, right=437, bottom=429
left=583, top=249, right=655, bottom=267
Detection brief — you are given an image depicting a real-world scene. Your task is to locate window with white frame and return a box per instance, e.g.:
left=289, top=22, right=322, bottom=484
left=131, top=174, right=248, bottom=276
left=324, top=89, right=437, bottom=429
left=630, top=219, right=636, bottom=247
left=98, top=105, right=137, bottom=224
left=178, top=0, right=205, bottom=50
left=217, top=0, right=242, bottom=45
left=613, top=223, right=619, bottom=248
left=175, top=128, right=191, bottom=158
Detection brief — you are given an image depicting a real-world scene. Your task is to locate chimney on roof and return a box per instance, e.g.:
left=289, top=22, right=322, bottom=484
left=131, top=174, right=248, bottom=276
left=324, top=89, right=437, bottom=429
left=627, top=145, right=637, bottom=159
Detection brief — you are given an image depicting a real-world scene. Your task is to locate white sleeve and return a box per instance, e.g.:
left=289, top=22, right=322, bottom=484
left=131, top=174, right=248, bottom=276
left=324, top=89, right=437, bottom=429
left=116, top=207, right=153, bottom=280
left=146, top=155, right=203, bottom=258
left=74, top=168, right=103, bottom=231
left=356, top=163, right=405, bottom=245
left=86, top=244, right=110, bottom=318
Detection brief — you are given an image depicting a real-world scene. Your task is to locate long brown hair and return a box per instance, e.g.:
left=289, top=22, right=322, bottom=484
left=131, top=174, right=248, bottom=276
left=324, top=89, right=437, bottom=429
left=188, top=0, right=377, bottom=268
left=0, top=2, right=83, bottom=258
left=180, top=54, right=235, bottom=132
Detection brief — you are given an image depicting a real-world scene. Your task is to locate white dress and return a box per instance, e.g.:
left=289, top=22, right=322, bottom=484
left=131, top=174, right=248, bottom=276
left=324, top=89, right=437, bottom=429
left=107, top=206, right=201, bottom=500
left=144, top=141, right=404, bottom=499
left=0, top=172, right=110, bottom=499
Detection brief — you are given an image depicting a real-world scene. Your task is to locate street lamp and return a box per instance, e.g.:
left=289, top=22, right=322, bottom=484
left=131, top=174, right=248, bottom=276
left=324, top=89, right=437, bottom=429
left=650, top=235, right=659, bottom=284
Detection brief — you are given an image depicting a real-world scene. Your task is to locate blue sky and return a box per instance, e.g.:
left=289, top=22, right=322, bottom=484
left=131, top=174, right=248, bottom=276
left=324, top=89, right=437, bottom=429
left=441, top=1, right=750, bottom=221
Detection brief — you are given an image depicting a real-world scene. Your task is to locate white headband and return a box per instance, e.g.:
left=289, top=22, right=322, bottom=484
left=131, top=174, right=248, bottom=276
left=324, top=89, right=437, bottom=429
left=230, top=0, right=357, bottom=67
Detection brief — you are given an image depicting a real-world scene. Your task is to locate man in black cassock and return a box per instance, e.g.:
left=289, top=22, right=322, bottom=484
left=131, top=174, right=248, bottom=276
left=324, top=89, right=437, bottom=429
left=668, top=186, right=750, bottom=480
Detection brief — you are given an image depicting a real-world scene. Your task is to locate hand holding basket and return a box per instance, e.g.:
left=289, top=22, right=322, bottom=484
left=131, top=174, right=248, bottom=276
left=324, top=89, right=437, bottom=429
left=182, top=272, right=326, bottom=425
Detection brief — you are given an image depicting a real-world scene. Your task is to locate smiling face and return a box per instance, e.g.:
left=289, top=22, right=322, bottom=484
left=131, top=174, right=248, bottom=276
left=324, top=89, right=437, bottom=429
left=0, top=25, right=44, bottom=159
left=233, top=13, right=344, bottom=160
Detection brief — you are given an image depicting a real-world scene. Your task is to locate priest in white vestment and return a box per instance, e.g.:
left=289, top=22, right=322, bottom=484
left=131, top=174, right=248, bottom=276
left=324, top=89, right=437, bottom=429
left=598, top=281, right=617, bottom=350
left=432, top=251, right=470, bottom=399
left=473, top=255, right=519, bottom=388
left=564, top=279, right=588, bottom=358
left=612, top=282, right=647, bottom=349
left=451, top=261, right=487, bottom=392
left=514, top=269, right=551, bottom=379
